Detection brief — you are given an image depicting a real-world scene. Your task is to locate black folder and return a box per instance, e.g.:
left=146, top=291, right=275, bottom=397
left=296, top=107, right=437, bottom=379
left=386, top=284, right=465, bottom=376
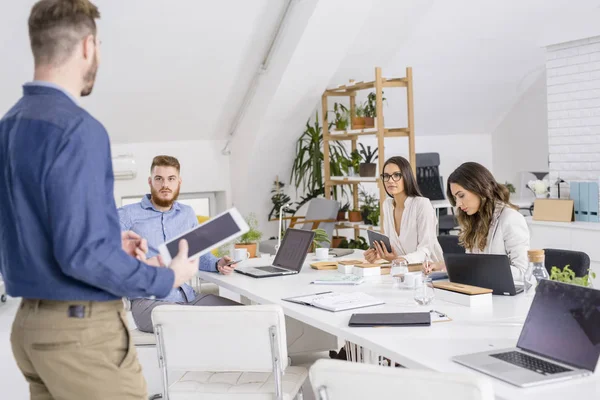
left=348, top=312, right=431, bottom=327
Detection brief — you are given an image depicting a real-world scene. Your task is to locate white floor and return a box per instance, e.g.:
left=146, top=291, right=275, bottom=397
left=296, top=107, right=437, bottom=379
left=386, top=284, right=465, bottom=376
left=0, top=295, right=318, bottom=399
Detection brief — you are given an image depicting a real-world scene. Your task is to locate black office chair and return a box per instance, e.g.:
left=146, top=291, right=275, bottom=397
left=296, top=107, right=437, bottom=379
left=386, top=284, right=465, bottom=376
left=543, top=248, right=590, bottom=277
left=416, top=153, right=457, bottom=235
left=437, top=235, right=465, bottom=254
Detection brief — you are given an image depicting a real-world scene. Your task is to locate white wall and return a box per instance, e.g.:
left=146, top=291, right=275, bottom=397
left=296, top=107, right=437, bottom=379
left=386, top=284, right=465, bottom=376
left=111, top=139, right=231, bottom=212
left=359, top=134, right=494, bottom=190
left=492, top=73, right=549, bottom=197
left=546, top=35, right=600, bottom=200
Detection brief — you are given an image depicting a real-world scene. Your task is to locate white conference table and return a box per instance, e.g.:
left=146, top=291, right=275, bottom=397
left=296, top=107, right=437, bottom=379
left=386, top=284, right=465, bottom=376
left=198, top=251, right=600, bottom=400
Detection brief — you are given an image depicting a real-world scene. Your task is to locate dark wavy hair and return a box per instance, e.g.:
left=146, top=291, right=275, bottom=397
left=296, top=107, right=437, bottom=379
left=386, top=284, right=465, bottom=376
left=381, top=156, right=422, bottom=198
left=446, top=162, right=516, bottom=251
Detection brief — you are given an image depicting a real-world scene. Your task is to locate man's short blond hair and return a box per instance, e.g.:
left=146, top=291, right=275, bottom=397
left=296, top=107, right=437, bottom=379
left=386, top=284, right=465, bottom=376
left=29, top=0, right=101, bottom=66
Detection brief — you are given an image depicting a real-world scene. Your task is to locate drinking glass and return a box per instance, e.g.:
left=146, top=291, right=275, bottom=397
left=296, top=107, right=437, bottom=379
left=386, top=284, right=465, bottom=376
left=391, top=258, right=409, bottom=289
left=414, top=275, right=435, bottom=305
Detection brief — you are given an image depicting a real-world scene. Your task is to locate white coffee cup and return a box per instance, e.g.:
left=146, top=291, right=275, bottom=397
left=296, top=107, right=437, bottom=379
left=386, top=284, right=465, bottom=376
left=315, top=248, right=329, bottom=261
left=233, top=248, right=250, bottom=262
left=402, top=271, right=422, bottom=288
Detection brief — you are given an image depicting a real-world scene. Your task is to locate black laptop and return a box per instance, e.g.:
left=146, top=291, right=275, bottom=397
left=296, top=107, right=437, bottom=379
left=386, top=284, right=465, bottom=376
left=443, top=253, right=524, bottom=295
left=235, top=229, right=314, bottom=278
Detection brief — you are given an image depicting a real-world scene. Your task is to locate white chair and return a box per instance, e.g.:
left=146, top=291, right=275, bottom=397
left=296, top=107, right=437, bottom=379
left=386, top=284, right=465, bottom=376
left=151, top=304, right=308, bottom=400
left=309, top=359, right=494, bottom=400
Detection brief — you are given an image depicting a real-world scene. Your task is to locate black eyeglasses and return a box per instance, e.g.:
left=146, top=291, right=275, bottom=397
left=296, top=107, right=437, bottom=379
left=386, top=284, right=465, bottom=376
left=380, top=172, right=402, bottom=182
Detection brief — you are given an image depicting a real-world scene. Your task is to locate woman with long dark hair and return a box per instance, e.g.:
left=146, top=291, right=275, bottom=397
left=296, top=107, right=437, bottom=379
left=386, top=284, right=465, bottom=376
left=441, top=162, right=530, bottom=278
left=364, top=156, right=443, bottom=264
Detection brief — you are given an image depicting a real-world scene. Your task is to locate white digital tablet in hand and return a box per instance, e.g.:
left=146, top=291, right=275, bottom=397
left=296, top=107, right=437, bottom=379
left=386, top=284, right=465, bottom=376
left=158, top=207, right=249, bottom=265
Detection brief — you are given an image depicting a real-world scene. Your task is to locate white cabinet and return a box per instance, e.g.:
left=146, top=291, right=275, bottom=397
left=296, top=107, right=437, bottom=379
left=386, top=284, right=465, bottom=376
left=526, top=217, right=599, bottom=286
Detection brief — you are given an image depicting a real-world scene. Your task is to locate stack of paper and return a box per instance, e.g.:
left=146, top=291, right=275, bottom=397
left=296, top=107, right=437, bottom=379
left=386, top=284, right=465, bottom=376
left=311, top=274, right=364, bottom=285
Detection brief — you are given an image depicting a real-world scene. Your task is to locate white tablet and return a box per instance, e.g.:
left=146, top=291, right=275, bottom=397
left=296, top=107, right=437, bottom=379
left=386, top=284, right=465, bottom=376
left=158, top=207, right=249, bottom=265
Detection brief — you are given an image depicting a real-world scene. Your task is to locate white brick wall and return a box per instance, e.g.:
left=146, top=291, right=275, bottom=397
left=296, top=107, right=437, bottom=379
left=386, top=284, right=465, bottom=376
left=546, top=36, right=600, bottom=200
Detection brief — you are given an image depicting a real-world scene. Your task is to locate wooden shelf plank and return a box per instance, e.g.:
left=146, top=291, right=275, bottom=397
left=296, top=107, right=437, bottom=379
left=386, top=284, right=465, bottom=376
left=328, top=176, right=379, bottom=185
left=327, top=127, right=409, bottom=140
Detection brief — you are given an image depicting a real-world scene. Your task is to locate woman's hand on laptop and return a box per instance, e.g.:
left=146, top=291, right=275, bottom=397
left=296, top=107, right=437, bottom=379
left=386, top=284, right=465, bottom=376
left=217, top=256, right=236, bottom=275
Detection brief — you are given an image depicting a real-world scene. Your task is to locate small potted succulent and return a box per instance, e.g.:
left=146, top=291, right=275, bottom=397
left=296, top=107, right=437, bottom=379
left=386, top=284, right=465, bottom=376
left=358, top=143, right=378, bottom=177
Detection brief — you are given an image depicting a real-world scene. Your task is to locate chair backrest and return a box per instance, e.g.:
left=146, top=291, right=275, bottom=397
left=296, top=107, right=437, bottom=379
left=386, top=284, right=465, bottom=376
left=543, top=248, right=591, bottom=277
left=437, top=235, right=465, bottom=254
left=310, top=359, right=494, bottom=400
left=301, top=198, right=340, bottom=247
left=416, top=153, right=446, bottom=202
left=151, top=304, right=287, bottom=373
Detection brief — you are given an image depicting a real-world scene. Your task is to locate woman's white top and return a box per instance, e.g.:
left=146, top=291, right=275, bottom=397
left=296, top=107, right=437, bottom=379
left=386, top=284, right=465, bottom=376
left=467, top=202, right=530, bottom=280
left=382, top=197, right=443, bottom=264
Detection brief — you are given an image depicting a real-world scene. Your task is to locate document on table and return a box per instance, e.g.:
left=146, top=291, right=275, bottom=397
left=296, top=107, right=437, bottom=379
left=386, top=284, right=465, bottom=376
left=311, top=274, right=364, bottom=285
left=283, top=291, right=384, bottom=312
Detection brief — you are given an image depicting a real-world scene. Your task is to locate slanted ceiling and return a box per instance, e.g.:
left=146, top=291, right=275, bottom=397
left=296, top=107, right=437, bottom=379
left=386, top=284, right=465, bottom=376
left=1, top=0, right=600, bottom=143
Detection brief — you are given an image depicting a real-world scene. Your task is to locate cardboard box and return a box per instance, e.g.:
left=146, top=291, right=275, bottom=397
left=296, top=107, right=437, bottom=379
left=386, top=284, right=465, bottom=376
left=532, top=199, right=574, bottom=222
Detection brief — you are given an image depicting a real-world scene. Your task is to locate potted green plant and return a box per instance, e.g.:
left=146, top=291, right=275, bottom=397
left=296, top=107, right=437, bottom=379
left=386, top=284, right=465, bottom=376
left=312, top=228, right=331, bottom=251
left=363, top=91, right=386, bottom=128
left=358, top=143, right=378, bottom=177
left=359, top=188, right=379, bottom=225
left=550, top=265, right=596, bottom=287
left=351, top=104, right=366, bottom=129
left=348, top=208, right=362, bottom=222
left=290, top=112, right=348, bottom=196
left=367, top=203, right=380, bottom=227
left=235, top=213, right=262, bottom=258
left=331, top=102, right=349, bottom=131
left=337, top=202, right=350, bottom=221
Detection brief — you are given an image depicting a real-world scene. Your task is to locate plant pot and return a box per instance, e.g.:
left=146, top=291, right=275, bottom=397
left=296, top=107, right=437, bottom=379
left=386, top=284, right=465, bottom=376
left=364, top=117, right=375, bottom=128
left=331, top=236, right=345, bottom=248
left=337, top=211, right=346, bottom=221
left=359, top=163, right=377, bottom=177
left=351, top=116, right=365, bottom=129
left=235, top=243, right=257, bottom=258
left=348, top=211, right=362, bottom=222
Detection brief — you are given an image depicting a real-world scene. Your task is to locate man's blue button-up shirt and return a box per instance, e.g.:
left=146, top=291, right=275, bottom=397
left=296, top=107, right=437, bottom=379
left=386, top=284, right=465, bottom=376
left=118, top=195, right=219, bottom=302
left=0, top=84, right=174, bottom=301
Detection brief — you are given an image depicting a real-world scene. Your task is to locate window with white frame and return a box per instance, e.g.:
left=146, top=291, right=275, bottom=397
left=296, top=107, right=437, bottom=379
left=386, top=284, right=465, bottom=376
left=121, top=192, right=216, bottom=217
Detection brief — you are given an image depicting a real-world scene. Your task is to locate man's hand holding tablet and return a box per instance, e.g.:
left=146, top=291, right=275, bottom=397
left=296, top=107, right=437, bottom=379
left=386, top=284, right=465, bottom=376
left=168, top=239, right=201, bottom=288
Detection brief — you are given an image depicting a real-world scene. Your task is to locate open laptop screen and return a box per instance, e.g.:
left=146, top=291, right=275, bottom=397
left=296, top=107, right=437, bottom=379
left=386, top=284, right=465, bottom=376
left=517, top=279, right=600, bottom=371
left=272, top=229, right=315, bottom=272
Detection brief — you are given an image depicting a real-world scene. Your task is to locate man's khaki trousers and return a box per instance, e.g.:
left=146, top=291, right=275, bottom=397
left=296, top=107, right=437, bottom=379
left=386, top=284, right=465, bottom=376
left=11, top=298, right=147, bottom=400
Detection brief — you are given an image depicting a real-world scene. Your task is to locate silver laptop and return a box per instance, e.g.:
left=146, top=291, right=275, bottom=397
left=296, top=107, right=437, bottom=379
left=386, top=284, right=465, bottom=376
left=453, top=279, right=600, bottom=388
left=235, top=229, right=315, bottom=278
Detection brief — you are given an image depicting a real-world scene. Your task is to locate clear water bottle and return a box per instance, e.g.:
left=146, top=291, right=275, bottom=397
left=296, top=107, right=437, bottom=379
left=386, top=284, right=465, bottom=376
left=524, top=249, right=549, bottom=295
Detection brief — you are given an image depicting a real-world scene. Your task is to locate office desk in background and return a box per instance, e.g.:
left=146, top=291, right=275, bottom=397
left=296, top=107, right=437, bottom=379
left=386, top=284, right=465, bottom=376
left=198, top=250, right=600, bottom=400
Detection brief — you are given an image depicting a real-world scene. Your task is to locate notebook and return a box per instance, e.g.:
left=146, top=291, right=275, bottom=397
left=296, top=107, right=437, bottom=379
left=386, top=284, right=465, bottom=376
left=283, top=291, right=384, bottom=312
left=348, top=312, right=431, bottom=327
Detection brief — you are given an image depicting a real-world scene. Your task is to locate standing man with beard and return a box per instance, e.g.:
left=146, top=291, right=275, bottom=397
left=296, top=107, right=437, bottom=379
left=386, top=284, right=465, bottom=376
left=118, top=155, right=241, bottom=333
left=0, top=1, right=200, bottom=399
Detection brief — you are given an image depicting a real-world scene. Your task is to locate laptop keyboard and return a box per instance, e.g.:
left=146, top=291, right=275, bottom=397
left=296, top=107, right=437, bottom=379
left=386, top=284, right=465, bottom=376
left=255, top=266, right=288, bottom=273
left=491, top=351, right=571, bottom=375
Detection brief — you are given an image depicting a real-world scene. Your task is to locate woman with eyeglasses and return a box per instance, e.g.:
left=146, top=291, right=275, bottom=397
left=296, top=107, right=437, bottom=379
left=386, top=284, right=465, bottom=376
left=364, top=156, right=443, bottom=265
left=425, top=162, right=529, bottom=278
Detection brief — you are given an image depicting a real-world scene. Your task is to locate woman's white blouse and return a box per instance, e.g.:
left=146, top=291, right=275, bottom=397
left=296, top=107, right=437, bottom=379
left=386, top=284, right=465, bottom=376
left=382, top=197, right=444, bottom=264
